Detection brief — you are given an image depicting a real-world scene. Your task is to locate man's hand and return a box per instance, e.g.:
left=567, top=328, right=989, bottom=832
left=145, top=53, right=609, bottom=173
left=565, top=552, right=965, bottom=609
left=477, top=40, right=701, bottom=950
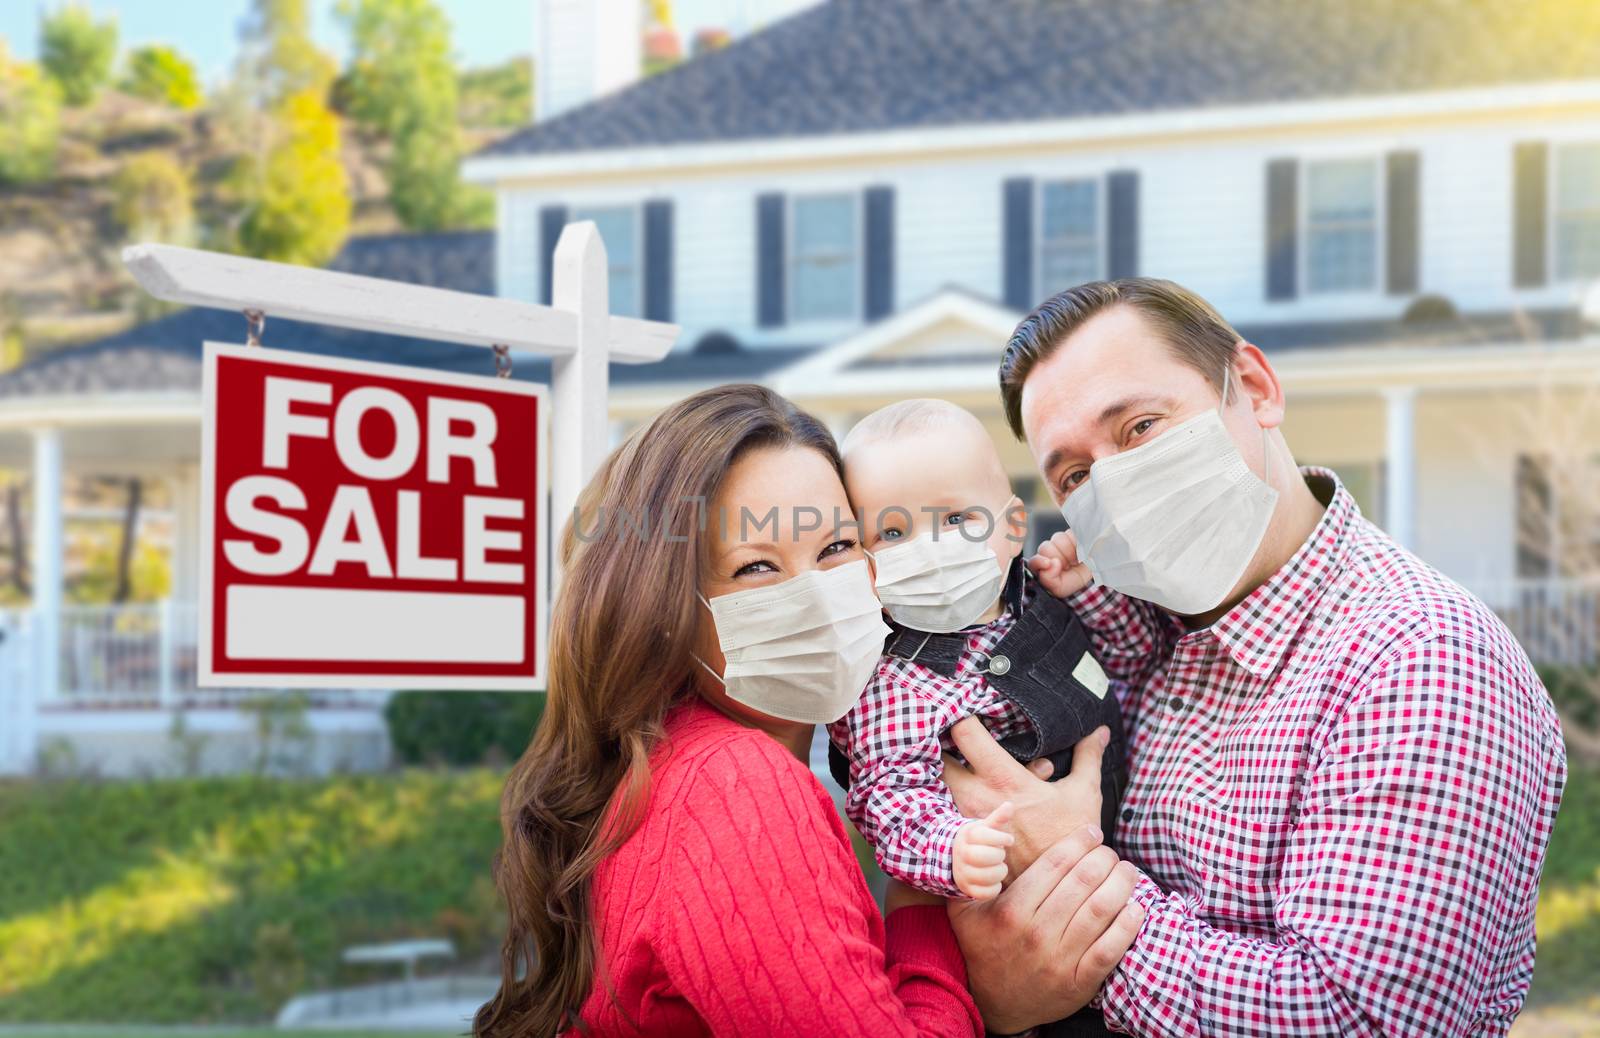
left=949, top=825, right=1146, bottom=1033
left=943, top=717, right=1107, bottom=876
left=1029, top=530, right=1093, bottom=599
left=953, top=802, right=1014, bottom=900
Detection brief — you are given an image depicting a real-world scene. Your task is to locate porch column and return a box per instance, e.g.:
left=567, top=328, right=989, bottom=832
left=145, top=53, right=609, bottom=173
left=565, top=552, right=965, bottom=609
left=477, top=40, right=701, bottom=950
left=1382, top=387, right=1417, bottom=551
left=31, top=427, right=63, bottom=704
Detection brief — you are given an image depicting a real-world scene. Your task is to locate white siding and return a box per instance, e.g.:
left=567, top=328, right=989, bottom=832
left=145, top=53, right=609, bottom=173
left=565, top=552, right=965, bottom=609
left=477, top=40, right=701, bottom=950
left=494, top=104, right=1600, bottom=350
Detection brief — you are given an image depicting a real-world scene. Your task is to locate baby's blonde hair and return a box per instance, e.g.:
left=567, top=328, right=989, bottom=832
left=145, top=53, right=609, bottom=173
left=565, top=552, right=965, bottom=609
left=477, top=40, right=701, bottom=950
left=841, top=398, right=989, bottom=457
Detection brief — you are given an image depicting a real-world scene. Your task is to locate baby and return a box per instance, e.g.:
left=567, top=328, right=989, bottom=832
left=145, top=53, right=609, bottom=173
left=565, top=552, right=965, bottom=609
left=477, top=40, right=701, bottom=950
left=827, top=399, right=1129, bottom=904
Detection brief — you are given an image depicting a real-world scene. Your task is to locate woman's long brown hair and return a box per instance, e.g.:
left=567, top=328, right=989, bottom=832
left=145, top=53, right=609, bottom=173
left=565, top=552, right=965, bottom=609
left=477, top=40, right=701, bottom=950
left=472, top=384, right=842, bottom=1038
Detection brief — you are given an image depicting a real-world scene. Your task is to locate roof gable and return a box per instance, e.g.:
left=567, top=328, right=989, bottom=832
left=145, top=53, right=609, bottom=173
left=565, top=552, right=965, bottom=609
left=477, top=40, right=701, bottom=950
left=479, top=0, right=1600, bottom=161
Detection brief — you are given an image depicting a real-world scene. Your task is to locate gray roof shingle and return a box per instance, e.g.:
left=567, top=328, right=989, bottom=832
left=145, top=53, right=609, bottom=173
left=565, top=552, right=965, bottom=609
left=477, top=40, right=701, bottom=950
left=478, top=0, right=1600, bottom=160
left=0, top=231, right=808, bottom=400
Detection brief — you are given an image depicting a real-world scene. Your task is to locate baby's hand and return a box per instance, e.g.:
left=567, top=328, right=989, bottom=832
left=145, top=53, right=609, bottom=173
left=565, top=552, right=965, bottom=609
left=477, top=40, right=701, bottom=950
left=953, top=802, right=1015, bottom=901
left=1028, top=530, right=1093, bottom=598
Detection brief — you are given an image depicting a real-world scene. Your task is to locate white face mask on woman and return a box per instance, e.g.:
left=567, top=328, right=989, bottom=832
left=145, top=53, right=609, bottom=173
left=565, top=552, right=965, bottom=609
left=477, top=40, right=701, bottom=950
left=694, top=559, right=890, bottom=724
left=869, top=518, right=1008, bottom=633
left=1061, top=368, right=1279, bottom=616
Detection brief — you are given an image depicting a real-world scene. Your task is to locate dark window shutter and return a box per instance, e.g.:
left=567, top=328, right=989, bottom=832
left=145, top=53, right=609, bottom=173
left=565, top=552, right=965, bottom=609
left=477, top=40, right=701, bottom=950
left=538, top=205, right=568, bottom=305
left=643, top=199, right=674, bottom=322
left=1106, top=170, right=1140, bottom=280
left=1385, top=151, right=1421, bottom=295
left=863, top=185, right=895, bottom=320
left=1514, top=142, right=1549, bottom=288
left=757, top=192, right=786, bottom=328
left=1265, top=159, right=1298, bottom=301
left=1003, top=177, right=1035, bottom=310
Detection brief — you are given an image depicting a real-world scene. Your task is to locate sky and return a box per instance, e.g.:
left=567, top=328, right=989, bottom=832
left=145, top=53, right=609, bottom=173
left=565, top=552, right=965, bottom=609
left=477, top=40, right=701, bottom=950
left=0, top=0, right=814, bottom=83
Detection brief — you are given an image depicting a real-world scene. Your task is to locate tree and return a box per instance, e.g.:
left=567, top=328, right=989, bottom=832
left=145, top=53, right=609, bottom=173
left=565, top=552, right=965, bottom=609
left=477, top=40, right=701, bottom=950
left=121, top=44, right=203, bottom=109
left=236, top=0, right=337, bottom=106
left=0, top=43, right=60, bottom=184
left=236, top=90, right=351, bottom=266
left=338, top=0, right=490, bottom=230
left=39, top=4, right=118, bottom=106
left=457, top=56, right=532, bottom=129
left=111, top=152, right=195, bottom=242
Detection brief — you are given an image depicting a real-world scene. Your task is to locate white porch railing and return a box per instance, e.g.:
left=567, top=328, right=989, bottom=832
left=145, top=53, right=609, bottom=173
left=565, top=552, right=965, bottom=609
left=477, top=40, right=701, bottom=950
left=1481, top=577, right=1600, bottom=668
left=58, top=601, right=198, bottom=705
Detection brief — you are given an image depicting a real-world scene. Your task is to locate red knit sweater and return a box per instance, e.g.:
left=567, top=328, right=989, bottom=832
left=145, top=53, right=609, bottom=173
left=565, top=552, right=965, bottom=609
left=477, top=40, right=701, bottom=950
left=572, top=697, right=982, bottom=1037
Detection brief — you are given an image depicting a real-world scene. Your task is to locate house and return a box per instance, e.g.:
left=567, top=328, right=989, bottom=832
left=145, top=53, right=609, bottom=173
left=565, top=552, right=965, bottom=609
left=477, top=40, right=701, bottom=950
left=3, top=0, right=1599, bottom=775
left=466, top=0, right=1600, bottom=649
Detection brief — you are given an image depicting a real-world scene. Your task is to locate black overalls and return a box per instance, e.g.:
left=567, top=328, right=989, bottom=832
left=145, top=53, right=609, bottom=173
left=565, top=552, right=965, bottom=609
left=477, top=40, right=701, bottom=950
left=829, top=557, right=1129, bottom=1038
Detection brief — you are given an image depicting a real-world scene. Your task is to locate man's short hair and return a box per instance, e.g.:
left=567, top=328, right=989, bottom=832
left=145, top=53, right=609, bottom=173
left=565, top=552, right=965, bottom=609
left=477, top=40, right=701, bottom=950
left=997, top=277, right=1243, bottom=440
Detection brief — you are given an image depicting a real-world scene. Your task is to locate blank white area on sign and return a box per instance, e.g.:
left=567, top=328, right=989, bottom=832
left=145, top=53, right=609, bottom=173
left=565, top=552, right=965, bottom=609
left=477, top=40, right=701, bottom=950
left=227, top=585, right=525, bottom=663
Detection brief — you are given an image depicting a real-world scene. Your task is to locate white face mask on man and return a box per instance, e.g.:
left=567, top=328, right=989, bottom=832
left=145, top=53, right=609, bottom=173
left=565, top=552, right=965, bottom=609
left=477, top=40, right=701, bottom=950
left=693, top=558, right=890, bottom=724
left=869, top=512, right=1012, bottom=633
left=1061, top=367, right=1279, bottom=616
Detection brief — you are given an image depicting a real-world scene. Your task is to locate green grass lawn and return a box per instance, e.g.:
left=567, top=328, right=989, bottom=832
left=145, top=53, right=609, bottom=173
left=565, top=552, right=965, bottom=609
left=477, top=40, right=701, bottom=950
left=0, top=761, right=1595, bottom=1025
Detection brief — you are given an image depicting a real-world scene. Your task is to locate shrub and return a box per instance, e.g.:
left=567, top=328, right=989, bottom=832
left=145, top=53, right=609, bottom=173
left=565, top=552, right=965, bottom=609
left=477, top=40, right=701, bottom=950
left=122, top=44, right=203, bottom=109
left=111, top=152, right=195, bottom=242
left=0, top=43, right=61, bottom=185
left=39, top=4, right=118, bottom=106
left=384, top=690, right=547, bottom=766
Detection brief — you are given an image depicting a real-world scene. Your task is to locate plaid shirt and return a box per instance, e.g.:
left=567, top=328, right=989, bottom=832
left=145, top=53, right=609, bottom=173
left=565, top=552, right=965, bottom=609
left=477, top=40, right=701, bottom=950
left=827, top=584, right=1138, bottom=899
left=1075, top=469, right=1567, bottom=1037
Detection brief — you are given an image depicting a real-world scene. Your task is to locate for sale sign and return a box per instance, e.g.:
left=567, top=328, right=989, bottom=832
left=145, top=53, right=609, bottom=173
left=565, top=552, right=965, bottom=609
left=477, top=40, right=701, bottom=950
left=199, top=342, right=548, bottom=689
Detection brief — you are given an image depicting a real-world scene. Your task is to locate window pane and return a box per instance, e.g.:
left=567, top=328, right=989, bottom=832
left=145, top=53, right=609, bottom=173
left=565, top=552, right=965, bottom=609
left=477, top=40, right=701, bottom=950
left=1306, top=159, right=1377, bottom=292
left=1556, top=144, right=1600, bottom=280
left=1307, top=160, right=1376, bottom=221
left=1042, top=180, right=1097, bottom=240
left=791, top=194, right=857, bottom=320
left=574, top=206, right=639, bottom=316
left=1557, top=143, right=1600, bottom=211
left=794, top=195, right=855, bottom=253
left=1041, top=242, right=1099, bottom=292
left=793, top=255, right=856, bottom=321
left=609, top=270, right=640, bottom=318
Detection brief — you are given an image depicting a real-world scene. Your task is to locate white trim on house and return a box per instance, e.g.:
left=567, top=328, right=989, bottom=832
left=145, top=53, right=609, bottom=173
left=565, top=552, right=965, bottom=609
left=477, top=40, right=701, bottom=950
left=1299, top=152, right=1387, bottom=299
left=463, top=80, right=1600, bottom=186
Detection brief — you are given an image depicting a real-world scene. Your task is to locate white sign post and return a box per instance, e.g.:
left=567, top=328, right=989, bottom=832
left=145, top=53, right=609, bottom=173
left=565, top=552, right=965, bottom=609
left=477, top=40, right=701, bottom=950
left=124, top=222, right=677, bottom=690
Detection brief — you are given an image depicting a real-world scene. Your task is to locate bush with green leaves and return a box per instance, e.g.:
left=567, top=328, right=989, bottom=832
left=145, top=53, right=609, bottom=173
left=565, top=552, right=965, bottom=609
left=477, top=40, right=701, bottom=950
left=384, top=690, right=546, bottom=766
left=111, top=151, right=195, bottom=242
left=39, top=3, right=118, bottom=106
left=0, top=769, right=507, bottom=1022
left=0, top=43, right=62, bottom=185
left=122, top=44, right=203, bottom=109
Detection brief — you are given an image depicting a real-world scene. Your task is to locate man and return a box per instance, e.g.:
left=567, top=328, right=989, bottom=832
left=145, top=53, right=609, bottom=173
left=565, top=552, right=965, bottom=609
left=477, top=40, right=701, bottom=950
left=944, top=278, right=1567, bottom=1036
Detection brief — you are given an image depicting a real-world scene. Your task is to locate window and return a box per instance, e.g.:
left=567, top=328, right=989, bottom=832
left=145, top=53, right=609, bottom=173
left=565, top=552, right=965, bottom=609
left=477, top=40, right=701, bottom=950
left=1304, top=158, right=1379, bottom=293
left=571, top=205, right=640, bottom=317
left=1039, top=178, right=1100, bottom=292
left=1554, top=142, right=1600, bottom=282
left=790, top=193, right=859, bottom=322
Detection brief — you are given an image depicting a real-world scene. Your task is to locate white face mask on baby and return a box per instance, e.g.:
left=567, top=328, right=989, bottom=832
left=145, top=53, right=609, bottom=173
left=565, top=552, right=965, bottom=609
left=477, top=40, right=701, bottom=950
left=869, top=516, right=1009, bottom=633
left=1061, top=367, right=1279, bottom=616
left=694, top=559, right=890, bottom=724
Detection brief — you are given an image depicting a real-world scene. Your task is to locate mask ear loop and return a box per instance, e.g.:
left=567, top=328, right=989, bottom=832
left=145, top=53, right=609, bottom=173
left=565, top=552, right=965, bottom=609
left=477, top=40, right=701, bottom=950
left=690, top=593, right=726, bottom=687
left=1223, top=360, right=1272, bottom=486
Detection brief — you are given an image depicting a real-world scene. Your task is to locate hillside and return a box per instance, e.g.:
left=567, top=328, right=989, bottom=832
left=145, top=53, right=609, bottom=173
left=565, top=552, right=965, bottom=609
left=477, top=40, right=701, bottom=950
left=0, top=83, right=517, bottom=365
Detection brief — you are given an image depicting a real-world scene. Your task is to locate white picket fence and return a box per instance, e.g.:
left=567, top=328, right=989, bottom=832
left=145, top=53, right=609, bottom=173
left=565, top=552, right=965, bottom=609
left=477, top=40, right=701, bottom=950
left=0, top=608, right=33, bottom=773
left=1483, top=577, right=1600, bottom=668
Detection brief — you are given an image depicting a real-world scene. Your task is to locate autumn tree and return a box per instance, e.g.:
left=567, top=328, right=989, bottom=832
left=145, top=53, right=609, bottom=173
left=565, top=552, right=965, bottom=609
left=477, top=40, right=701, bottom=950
left=121, top=44, right=203, bottom=109
left=39, top=3, right=118, bottom=106
left=236, top=91, right=351, bottom=266
left=338, top=0, right=491, bottom=230
left=0, top=42, right=60, bottom=185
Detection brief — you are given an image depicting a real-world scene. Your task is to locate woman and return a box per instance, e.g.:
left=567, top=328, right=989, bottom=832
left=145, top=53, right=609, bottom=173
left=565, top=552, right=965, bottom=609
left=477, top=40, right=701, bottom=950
left=472, top=385, right=1130, bottom=1037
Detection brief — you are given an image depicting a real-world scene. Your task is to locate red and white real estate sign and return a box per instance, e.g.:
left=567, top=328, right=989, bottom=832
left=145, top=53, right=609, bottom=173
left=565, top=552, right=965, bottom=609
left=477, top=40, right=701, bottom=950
left=200, top=343, right=548, bottom=690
